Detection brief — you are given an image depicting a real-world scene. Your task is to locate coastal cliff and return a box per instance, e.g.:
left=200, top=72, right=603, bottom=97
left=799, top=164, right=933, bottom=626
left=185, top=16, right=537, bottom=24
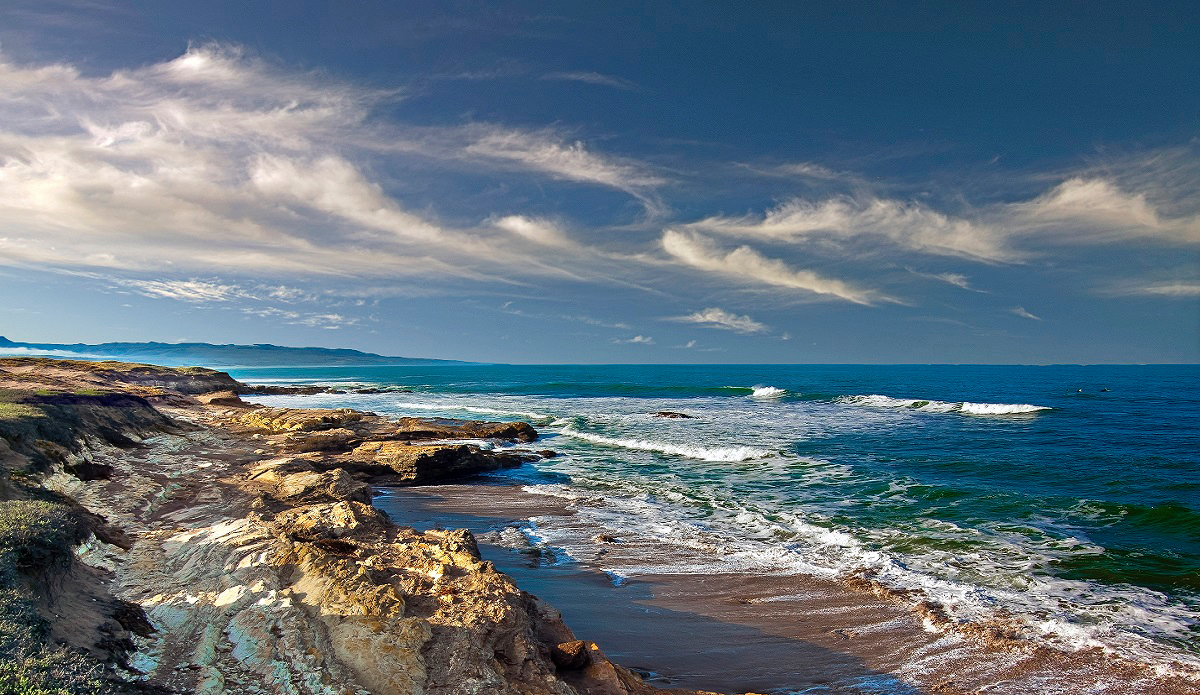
left=0, top=358, right=742, bottom=695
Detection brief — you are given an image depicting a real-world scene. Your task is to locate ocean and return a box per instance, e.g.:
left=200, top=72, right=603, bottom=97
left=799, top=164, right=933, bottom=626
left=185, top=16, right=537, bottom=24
left=231, top=363, right=1200, bottom=682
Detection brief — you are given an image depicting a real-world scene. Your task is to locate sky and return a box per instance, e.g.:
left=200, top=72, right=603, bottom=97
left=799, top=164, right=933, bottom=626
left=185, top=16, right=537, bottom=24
left=0, top=0, right=1197, bottom=364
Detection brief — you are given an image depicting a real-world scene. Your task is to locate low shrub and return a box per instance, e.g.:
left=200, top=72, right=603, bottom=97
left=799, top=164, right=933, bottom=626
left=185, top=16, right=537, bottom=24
left=0, top=501, right=115, bottom=695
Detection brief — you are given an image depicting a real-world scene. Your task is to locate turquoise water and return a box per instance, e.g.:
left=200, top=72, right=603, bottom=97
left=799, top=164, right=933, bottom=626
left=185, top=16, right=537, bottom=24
left=231, top=364, right=1200, bottom=672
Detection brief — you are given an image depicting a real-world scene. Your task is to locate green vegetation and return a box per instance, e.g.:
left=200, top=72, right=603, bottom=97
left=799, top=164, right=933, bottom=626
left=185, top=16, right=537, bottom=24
left=0, top=501, right=108, bottom=695
left=0, top=391, right=43, bottom=422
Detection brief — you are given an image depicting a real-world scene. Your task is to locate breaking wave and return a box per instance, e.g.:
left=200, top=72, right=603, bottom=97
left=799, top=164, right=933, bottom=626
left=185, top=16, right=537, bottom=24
left=840, top=394, right=1050, bottom=415
left=750, top=385, right=787, bottom=399
left=559, top=428, right=770, bottom=462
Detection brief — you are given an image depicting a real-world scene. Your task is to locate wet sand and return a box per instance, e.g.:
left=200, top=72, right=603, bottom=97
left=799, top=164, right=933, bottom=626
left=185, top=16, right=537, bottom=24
left=375, top=482, right=1199, bottom=695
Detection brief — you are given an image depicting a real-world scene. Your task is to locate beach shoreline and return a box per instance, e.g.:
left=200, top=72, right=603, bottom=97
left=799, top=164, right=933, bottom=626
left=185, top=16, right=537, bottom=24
left=376, top=482, right=1200, bottom=695
left=0, top=358, right=745, bottom=694
left=1, top=357, right=1195, bottom=694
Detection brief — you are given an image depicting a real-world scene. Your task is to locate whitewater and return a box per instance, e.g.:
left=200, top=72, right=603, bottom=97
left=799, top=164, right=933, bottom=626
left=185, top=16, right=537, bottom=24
left=235, top=363, right=1200, bottom=683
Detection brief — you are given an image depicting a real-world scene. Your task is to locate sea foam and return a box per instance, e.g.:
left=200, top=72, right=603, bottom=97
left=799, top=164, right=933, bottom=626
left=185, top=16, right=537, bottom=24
left=841, top=394, right=1050, bottom=415
left=559, top=428, right=769, bottom=462
left=750, top=385, right=787, bottom=399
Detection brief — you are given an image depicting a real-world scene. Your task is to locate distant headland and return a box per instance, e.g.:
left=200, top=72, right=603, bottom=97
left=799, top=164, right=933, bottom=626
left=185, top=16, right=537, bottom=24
left=0, top=336, right=468, bottom=368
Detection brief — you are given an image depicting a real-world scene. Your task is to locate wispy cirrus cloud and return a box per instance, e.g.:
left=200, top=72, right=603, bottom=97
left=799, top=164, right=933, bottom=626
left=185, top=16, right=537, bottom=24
left=108, top=277, right=320, bottom=304
left=613, top=334, right=654, bottom=344
left=540, top=71, right=639, bottom=91
left=492, top=215, right=573, bottom=246
left=0, top=43, right=666, bottom=288
left=907, top=268, right=983, bottom=292
left=660, top=230, right=883, bottom=304
left=671, top=307, right=769, bottom=333
left=1101, top=281, right=1200, bottom=298
left=1009, top=306, right=1042, bottom=320
left=686, top=167, right=1200, bottom=267
left=462, top=126, right=666, bottom=214
left=241, top=307, right=359, bottom=330
left=684, top=196, right=1016, bottom=262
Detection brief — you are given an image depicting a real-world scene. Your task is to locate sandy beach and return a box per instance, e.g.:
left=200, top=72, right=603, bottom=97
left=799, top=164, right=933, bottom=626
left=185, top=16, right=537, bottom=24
left=378, top=483, right=1199, bottom=695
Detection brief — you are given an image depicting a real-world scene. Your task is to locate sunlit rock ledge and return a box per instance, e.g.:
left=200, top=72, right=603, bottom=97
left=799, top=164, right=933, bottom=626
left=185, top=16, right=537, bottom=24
left=0, top=357, right=750, bottom=695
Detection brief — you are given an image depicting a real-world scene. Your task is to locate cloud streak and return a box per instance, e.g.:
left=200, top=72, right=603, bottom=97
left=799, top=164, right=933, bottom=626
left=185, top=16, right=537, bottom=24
left=672, top=307, right=769, bottom=333
left=540, top=71, right=638, bottom=91
left=0, top=43, right=666, bottom=289
left=660, top=230, right=882, bottom=304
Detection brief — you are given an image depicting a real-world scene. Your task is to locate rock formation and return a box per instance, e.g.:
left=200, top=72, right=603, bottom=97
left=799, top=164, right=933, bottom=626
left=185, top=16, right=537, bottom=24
left=0, top=358, right=743, bottom=695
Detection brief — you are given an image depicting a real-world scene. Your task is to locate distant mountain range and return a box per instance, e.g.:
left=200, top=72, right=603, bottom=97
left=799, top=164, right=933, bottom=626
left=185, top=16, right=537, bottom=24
left=0, top=337, right=465, bottom=367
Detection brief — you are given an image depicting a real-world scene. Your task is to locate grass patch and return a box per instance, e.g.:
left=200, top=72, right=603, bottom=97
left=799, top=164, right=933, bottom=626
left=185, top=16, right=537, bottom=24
left=0, top=391, right=43, bottom=422
left=0, top=501, right=110, bottom=695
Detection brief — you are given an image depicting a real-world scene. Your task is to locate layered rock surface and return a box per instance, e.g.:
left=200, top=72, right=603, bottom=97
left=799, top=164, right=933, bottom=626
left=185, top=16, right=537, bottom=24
left=0, top=358, right=742, bottom=695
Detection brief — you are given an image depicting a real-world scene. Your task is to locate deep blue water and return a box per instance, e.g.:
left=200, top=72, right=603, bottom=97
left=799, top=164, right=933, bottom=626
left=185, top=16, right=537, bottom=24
left=230, top=363, right=1200, bottom=670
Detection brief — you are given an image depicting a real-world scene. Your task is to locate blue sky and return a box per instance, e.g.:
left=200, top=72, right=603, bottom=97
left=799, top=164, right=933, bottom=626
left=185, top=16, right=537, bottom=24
left=0, top=1, right=1197, bottom=363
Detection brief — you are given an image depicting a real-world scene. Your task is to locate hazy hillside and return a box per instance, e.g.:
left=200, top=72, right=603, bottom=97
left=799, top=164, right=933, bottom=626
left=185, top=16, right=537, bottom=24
left=0, top=337, right=465, bottom=367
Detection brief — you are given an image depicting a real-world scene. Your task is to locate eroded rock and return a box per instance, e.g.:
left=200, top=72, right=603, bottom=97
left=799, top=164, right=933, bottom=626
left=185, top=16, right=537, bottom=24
left=348, top=441, right=533, bottom=485
left=236, top=407, right=364, bottom=433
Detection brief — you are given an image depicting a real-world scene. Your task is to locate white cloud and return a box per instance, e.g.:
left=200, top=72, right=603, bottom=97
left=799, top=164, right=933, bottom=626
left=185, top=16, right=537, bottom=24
left=493, top=215, right=571, bottom=246
left=614, top=334, right=654, bottom=344
left=0, top=347, right=104, bottom=358
left=1012, top=177, right=1200, bottom=244
left=690, top=158, right=1200, bottom=268
left=118, top=279, right=242, bottom=302
left=1104, top=282, right=1200, bottom=298
left=672, top=307, right=769, bottom=333
left=70, top=274, right=322, bottom=305
left=541, top=71, right=638, bottom=90
left=249, top=154, right=446, bottom=244
left=1009, top=306, right=1042, bottom=320
left=687, top=196, right=1016, bottom=262
left=660, top=230, right=882, bottom=304
left=462, top=126, right=666, bottom=214
left=559, top=314, right=631, bottom=330
left=930, top=272, right=974, bottom=290
left=242, top=307, right=359, bottom=329
left=907, top=268, right=982, bottom=291
left=0, top=44, right=662, bottom=288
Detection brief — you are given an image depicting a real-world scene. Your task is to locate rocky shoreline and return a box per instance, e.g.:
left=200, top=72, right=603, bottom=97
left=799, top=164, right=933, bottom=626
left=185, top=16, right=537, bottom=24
left=0, top=358, right=747, bottom=695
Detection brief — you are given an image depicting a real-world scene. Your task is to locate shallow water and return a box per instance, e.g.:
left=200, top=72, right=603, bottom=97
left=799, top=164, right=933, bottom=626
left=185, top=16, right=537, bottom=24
left=234, top=363, right=1200, bottom=680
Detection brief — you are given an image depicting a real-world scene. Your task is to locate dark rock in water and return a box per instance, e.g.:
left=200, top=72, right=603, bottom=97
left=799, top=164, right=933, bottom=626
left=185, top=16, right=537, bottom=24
left=241, top=385, right=335, bottom=395
left=653, top=411, right=695, bottom=419
left=593, top=533, right=620, bottom=544
left=551, top=640, right=591, bottom=670
left=390, top=417, right=539, bottom=442
left=537, top=450, right=558, bottom=458
left=346, top=441, right=535, bottom=485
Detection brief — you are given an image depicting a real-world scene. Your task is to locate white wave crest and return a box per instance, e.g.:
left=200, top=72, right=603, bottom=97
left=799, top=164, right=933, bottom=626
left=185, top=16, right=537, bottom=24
left=750, top=385, right=787, bottom=399
left=387, top=400, right=548, bottom=420
left=560, top=428, right=769, bottom=462
left=462, top=405, right=551, bottom=420
left=960, top=402, right=1051, bottom=415
left=840, top=394, right=1049, bottom=416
